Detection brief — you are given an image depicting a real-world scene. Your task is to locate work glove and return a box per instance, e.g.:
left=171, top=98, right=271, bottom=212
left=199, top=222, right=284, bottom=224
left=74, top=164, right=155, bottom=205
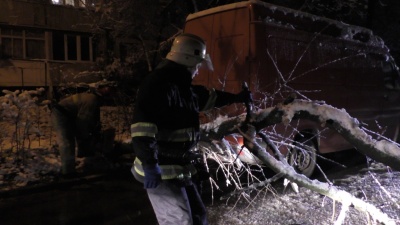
left=143, top=164, right=162, bottom=189
left=235, top=89, right=253, bottom=104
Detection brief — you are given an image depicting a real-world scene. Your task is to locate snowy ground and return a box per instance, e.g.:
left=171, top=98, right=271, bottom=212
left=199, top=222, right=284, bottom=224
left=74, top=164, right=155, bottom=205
left=206, top=162, right=400, bottom=225
left=1, top=105, right=400, bottom=225
left=2, top=144, right=399, bottom=225
left=0, top=105, right=132, bottom=191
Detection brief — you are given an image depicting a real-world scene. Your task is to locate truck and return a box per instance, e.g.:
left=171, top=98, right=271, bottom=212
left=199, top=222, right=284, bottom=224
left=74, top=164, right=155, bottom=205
left=184, top=0, right=400, bottom=176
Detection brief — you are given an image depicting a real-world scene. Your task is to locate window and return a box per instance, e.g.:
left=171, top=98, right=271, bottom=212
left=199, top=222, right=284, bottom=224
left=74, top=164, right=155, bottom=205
left=65, top=0, right=75, bottom=6
left=13, top=39, right=23, bottom=58
left=52, top=0, right=97, bottom=8
left=67, top=35, right=77, bottom=60
left=0, top=27, right=45, bottom=59
left=26, top=40, right=45, bottom=59
left=81, top=36, right=90, bottom=61
left=52, top=32, right=65, bottom=60
left=1, top=38, right=12, bottom=58
left=0, top=28, right=92, bottom=62
left=26, top=30, right=45, bottom=59
left=52, top=32, right=92, bottom=62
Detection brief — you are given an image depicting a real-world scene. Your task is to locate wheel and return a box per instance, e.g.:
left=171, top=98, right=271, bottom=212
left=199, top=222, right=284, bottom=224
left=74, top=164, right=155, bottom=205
left=288, top=138, right=317, bottom=177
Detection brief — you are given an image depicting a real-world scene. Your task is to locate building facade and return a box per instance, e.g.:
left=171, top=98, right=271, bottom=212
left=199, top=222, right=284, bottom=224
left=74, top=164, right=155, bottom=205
left=0, top=0, right=103, bottom=97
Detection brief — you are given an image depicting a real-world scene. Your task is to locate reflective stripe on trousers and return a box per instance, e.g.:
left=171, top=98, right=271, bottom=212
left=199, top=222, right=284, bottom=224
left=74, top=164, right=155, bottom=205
left=147, top=180, right=208, bottom=225
left=133, top=157, right=197, bottom=180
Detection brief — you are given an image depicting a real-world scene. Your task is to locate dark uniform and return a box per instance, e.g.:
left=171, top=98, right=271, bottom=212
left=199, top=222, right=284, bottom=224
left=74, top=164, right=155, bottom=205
left=52, top=92, right=102, bottom=175
left=131, top=59, right=241, bottom=225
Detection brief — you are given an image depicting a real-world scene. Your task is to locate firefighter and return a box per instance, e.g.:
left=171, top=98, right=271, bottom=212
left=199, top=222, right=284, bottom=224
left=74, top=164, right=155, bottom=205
left=52, top=81, right=116, bottom=176
left=130, top=33, right=252, bottom=225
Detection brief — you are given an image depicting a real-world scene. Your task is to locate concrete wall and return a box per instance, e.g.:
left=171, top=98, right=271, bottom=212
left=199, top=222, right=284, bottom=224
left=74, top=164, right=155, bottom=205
left=0, top=60, right=46, bottom=87
left=0, top=0, right=92, bottom=32
left=0, top=0, right=100, bottom=92
left=0, top=60, right=101, bottom=88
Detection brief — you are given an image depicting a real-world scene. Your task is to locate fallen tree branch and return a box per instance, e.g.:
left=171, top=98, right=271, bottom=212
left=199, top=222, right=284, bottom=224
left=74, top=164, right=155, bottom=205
left=259, top=100, right=400, bottom=171
left=244, top=124, right=396, bottom=225
left=200, top=99, right=400, bottom=224
left=201, top=99, right=400, bottom=170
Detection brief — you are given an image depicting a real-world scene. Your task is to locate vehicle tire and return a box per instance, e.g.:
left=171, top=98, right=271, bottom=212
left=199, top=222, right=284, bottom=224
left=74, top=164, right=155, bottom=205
left=288, top=138, right=317, bottom=177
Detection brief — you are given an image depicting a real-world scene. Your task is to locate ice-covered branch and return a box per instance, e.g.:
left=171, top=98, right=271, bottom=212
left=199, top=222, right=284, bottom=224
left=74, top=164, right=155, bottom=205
left=257, top=99, right=400, bottom=171
left=201, top=99, right=400, bottom=171
left=242, top=124, right=395, bottom=225
left=200, top=99, right=400, bottom=224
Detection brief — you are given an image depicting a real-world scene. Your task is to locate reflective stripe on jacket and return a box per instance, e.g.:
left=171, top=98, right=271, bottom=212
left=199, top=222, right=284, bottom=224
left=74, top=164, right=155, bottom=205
left=131, top=122, right=198, bottom=179
left=131, top=60, right=236, bottom=178
left=132, top=157, right=197, bottom=180
left=131, top=122, right=197, bottom=142
left=131, top=122, right=158, bottom=138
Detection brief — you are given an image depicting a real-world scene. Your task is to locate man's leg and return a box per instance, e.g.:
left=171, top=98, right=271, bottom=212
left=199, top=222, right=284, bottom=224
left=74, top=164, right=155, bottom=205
left=146, top=181, right=193, bottom=225
left=52, top=110, right=76, bottom=175
left=186, top=183, right=209, bottom=225
left=76, top=136, right=97, bottom=157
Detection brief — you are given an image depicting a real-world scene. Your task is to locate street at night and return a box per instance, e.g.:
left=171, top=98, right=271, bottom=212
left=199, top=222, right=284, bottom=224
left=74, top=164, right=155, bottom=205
left=0, top=169, right=158, bottom=225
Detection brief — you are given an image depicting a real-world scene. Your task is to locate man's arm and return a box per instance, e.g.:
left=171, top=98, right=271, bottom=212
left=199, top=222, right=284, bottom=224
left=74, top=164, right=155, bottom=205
left=192, top=85, right=252, bottom=111
left=131, top=123, right=159, bottom=166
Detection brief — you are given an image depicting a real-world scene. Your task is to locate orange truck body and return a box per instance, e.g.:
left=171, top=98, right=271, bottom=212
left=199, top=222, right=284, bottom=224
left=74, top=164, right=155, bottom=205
left=184, top=0, right=400, bottom=154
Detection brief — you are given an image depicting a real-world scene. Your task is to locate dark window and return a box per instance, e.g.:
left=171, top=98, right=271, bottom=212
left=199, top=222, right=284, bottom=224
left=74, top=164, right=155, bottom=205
left=1, top=28, right=45, bottom=59
left=26, top=30, right=45, bottom=39
left=13, top=39, right=23, bottom=58
left=2, top=28, right=12, bottom=35
left=2, top=38, right=12, bottom=57
left=1, top=28, right=23, bottom=59
left=81, top=36, right=90, bottom=61
left=26, top=29, right=45, bottom=59
left=51, top=32, right=92, bottom=61
left=67, top=35, right=77, bottom=60
left=12, top=29, right=23, bottom=36
left=26, top=40, right=45, bottom=59
left=52, top=32, right=65, bottom=60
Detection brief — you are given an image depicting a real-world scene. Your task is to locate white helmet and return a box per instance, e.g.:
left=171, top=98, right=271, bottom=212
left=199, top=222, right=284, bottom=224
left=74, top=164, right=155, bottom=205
left=166, top=33, right=214, bottom=71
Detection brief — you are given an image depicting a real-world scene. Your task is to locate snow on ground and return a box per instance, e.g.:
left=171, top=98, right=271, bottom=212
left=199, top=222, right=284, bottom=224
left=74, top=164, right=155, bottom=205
left=1, top=105, right=400, bottom=225
left=206, top=162, right=400, bottom=225
left=0, top=105, right=131, bottom=191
